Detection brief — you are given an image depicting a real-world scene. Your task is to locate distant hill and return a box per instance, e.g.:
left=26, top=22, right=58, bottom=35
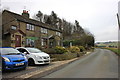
left=96, top=41, right=118, bottom=48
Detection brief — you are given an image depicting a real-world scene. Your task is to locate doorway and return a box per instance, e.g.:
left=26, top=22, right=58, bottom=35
left=15, top=35, right=21, bottom=47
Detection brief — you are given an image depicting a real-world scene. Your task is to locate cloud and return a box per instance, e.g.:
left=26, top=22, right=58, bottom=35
left=95, top=25, right=118, bottom=41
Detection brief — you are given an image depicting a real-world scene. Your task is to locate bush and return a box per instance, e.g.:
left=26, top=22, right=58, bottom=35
left=78, top=46, right=85, bottom=52
left=54, top=46, right=68, bottom=54
left=63, top=40, right=70, bottom=47
left=50, top=52, right=82, bottom=61
left=43, top=48, right=56, bottom=54
left=69, top=46, right=80, bottom=53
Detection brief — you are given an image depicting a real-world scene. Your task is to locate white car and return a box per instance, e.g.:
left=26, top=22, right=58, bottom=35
left=16, top=47, right=50, bottom=65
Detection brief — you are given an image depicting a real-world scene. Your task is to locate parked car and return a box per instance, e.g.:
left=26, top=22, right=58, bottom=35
left=1, top=47, right=28, bottom=71
left=16, top=47, right=50, bottom=65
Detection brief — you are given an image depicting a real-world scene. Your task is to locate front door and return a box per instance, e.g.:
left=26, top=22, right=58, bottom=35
left=15, top=35, right=21, bottom=47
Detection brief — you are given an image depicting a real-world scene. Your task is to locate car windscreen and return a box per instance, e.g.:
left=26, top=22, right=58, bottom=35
left=26, top=48, right=42, bottom=53
left=0, top=48, right=21, bottom=55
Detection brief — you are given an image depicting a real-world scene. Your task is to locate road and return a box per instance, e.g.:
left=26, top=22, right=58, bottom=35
left=43, top=49, right=118, bottom=78
left=2, top=64, right=52, bottom=78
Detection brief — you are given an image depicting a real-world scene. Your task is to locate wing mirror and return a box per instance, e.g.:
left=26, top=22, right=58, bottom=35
left=23, top=52, right=28, bottom=55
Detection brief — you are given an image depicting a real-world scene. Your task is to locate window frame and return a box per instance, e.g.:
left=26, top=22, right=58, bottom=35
left=11, top=25, right=17, bottom=30
left=41, top=28, right=48, bottom=34
left=26, top=24, right=35, bottom=31
left=56, top=32, right=61, bottom=36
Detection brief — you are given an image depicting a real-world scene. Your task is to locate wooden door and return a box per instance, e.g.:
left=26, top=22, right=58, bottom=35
left=15, top=35, right=21, bottom=47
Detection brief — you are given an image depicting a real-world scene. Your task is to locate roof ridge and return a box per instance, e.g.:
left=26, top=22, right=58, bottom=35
left=3, top=10, right=62, bottom=32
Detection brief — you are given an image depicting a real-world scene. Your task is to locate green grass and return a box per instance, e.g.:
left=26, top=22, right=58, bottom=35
left=105, top=48, right=120, bottom=55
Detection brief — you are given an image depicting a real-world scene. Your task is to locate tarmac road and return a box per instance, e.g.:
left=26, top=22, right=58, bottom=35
left=44, top=49, right=118, bottom=78
left=2, top=64, right=53, bottom=78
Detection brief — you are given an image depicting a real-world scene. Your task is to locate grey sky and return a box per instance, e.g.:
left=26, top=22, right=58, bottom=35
left=1, top=0, right=119, bottom=42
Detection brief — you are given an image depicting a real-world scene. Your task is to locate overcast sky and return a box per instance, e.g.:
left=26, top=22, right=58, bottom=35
left=1, top=0, right=119, bottom=42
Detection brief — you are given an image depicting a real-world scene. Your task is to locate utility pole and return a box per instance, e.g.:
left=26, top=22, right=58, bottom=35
left=117, top=13, right=120, bottom=30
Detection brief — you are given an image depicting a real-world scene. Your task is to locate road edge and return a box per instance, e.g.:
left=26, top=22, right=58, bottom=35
left=14, top=51, right=92, bottom=79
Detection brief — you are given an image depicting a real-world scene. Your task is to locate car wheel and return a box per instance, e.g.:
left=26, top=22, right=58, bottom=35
left=28, top=59, right=35, bottom=66
left=23, top=67, right=27, bottom=70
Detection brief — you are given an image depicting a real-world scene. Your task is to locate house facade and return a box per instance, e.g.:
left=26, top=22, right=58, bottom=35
left=2, top=10, right=62, bottom=49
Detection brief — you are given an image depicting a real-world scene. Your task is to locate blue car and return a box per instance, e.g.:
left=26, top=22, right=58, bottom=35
left=1, top=47, right=28, bottom=71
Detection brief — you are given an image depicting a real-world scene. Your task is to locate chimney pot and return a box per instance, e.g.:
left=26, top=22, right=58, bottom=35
left=22, top=10, right=29, bottom=18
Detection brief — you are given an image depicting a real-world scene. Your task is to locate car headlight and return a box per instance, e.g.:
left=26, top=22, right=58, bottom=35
left=35, top=55, right=43, bottom=59
left=3, top=57, right=10, bottom=62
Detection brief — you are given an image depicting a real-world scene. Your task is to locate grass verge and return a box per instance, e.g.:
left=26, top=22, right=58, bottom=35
left=104, top=48, right=120, bottom=56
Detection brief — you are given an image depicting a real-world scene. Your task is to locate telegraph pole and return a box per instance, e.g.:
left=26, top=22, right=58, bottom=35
left=117, top=13, right=120, bottom=30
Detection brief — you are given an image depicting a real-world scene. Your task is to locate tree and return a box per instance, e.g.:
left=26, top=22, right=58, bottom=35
left=32, top=10, right=95, bottom=48
left=45, top=16, right=52, bottom=24
left=36, top=11, right=43, bottom=22
left=75, top=20, right=84, bottom=34
left=50, top=11, right=59, bottom=27
left=43, top=14, right=49, bottom=23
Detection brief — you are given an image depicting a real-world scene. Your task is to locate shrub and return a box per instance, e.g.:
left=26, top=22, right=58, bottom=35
left=54, top=46, right=67, bottom=54
left=43, top=48, right=56, bottom=54
left=78, top=46, right=85, bottom=52
left=50, top=51, right=84, bottom=61
left=63, top=40, right=70, bottom=47
left=69, top=46, right=80, bottom=53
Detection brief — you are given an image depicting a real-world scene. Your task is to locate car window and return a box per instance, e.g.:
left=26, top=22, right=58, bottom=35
left=0, top=48, right=20, bottom=55
left=17, top=48, right=28, bottom=53
left=26, top=48, right=42, bottom=53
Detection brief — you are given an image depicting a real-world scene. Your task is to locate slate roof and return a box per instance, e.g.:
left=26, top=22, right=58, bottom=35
left=3, top=10, right=62, bottom=32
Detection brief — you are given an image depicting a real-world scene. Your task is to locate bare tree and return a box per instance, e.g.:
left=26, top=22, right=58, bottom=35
left=36, top=11, right=43, bottom=22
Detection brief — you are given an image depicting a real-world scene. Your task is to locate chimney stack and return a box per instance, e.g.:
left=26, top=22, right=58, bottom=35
left=22, top=10, right=29, bottom=18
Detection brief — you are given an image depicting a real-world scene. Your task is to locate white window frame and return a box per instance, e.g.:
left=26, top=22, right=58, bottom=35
left=31, top=25, right=34, bottom=31
left=41, top=28, right=47, bottom=34
left=11, top=26, right=17, bottom=30
left=26, top=24, right=35, bottom=31
left=56, top=32, right=61, bottom=36
left=44, top=29, right=48, bottom=33
left=27, top=24, right=29, bottom=30
left=41, top=28, right=44, bottom=33
left=41, top=39, right=44, bottom=46
left=26, top=38, right=35, bottom=46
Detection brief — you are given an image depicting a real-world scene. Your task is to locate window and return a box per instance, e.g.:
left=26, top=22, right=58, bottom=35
left=29, top=25, right=32, bottom=30
left=26, top=24, right=35, bottom=31
left=27, top=24, right=29, bottom=30
left=41, top=28, right=44, bottom=33
left=56, top=32, right=61, bottom=36
left=44, top=29, right=47, bottom=33
left=26, top=38, right=35, bottom=47
left=11, top=26, right=17, bottom=30
left=41, top=38, right=47, bottom=46
left=41, top=39, right=44, bottom=46
left=31, top=25, right=34, bottom=31
left=41, top=28, right=47, bottom=34
left=17, top=48, right=28, bottom=53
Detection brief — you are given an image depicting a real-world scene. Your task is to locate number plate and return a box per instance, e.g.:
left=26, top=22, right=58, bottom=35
left=15, top=63, right=24, bottom=66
